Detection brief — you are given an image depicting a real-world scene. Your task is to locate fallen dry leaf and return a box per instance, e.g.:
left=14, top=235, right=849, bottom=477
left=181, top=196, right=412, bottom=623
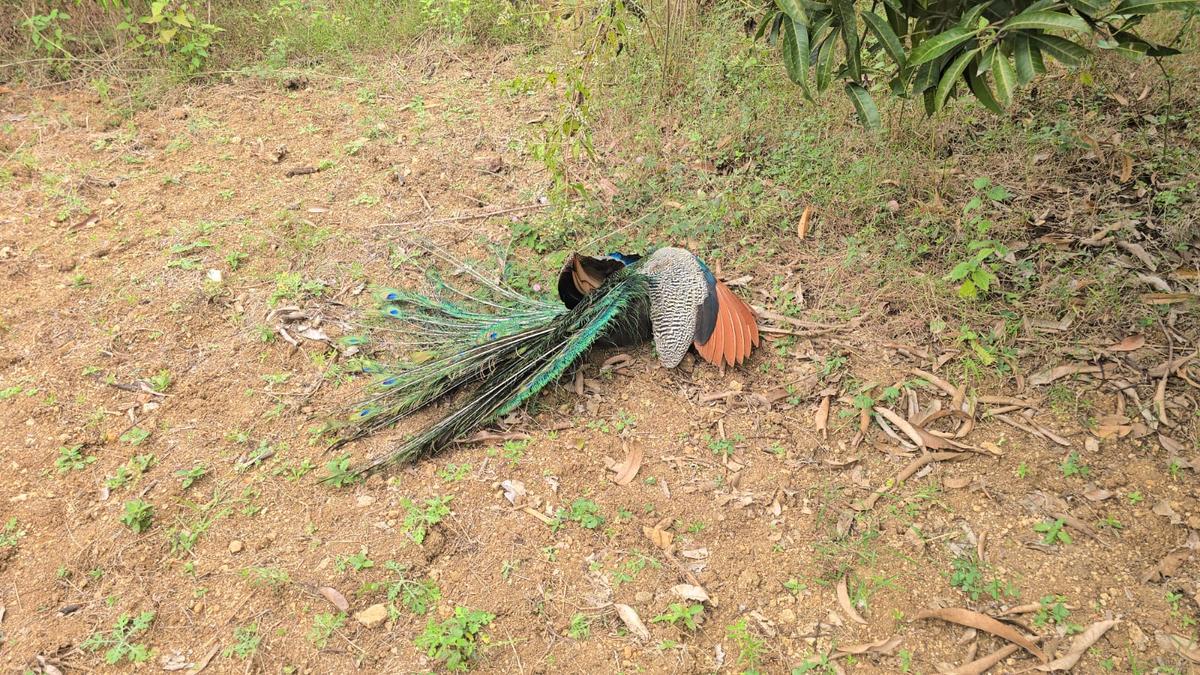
left=836, top=636, right=902, bottom=656
left=1153, top=499, right=1183, bottom=525
left=615, top=604, right=651, bottom=641
left=1117, top=154, right=1133, bottom=182
left=1141, top=548, right=1190, bottom=583
left=608, top=444, right=643, bottom=486
left=874, top=406, right=926, bottom=449
left=1029, top=363, right=1102, bottom=387
left=1118, top=241, right=1157, bottom=270
left=643, top=524, right=674, bottom=550
left=1036, top=619, right=1118, bottom=671
left=319, top=586, right=349, bottom=612
left=815, top=395, right=831, bottom=439
left=797, top=205, right=813, bottom=240
left=671, top=584, right=710, bottom=603
left=1106, top=334, right=1145, bottom=352
left=916, top=608, right=1046, bottom=661
left=1157, top=633, right=1200, bottom=663
left=837, top=577, right=868, bottom=625
left=944, top=476, right=972, bottom=490
left=1082, top=484, right=1113, bottom=501
left=1140, top=292, right=1197, bottom=305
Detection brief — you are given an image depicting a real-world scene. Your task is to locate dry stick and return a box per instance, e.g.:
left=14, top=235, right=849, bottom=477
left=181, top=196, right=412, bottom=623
left=1156, top=317, right=1173, bottom=426
left=947, top=643, right=1023, bottom=675
left=855, top=450, right=966, bottom=510
left=371, top=202, right=555, bottom=229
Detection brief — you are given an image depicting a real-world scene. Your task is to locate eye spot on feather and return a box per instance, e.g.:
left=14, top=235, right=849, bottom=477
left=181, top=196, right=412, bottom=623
left=385, top=292, right=401, bottom=301
left=488, top=331, right=499, bottom=340
left=380, top=377, right=398, bottom=387
left=386, top=307, right=401, bottom=317
left=355, top=408, right=373, bottom=418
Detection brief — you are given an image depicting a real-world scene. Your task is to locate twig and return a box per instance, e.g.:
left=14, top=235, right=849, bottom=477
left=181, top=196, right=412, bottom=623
left=372, top=202, right=555, bottom=229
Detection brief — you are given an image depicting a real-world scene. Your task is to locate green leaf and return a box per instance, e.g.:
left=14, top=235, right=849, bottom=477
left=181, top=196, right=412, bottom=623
left=862, top=11, right=906, bottom=67
left=1114, top=0, right=1196, bottom=12
left=965, top=67, right=1005, bottom=113
left=960, top=1, right=994, bottom=28
left=992, top=52, right=1017, bottom=105
left=909, top=27, right=978, bottom=66
left=1028, top=33, right=1089, bottom=66
left=768, top=12, right=785, bottom=45
left=754, top=10, right=780, bottom=40
left=1013, top=34, right=1036, bottom=83
left=884, top=4, right=906, bottom=39
left=976, top=43, right=997, bottom=73
left=782, top=18, right=812, bottom=95
left=935, top=48, right=979, bottom=111
left=816, top=34, right=837, bottom=91
left=834, top=0, right=861, bottom=79
left=1003, top=11, right=1090, bottom=33
left=775, top=0, right=809, bottom=23
left=913, top=53, right=948, bottom=93
left=1067, top=0, right=1112, bottom=17
left=844, top=83, right=881, bottom=129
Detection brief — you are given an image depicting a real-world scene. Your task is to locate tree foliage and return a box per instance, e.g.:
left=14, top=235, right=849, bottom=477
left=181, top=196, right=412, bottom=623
left=758, top=0, right=1199, bottom=126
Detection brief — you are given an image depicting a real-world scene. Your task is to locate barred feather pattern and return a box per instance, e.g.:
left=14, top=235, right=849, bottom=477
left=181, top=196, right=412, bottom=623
left=641, top=247, right=708, bottom=368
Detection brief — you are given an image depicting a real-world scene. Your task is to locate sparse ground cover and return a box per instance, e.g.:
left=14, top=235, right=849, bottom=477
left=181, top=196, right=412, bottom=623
left=1, top=2, right=1198, bottom=673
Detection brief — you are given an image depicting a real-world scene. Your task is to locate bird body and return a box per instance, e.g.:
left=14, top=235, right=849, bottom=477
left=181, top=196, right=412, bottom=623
left=332, top=246, right=758, bottom=475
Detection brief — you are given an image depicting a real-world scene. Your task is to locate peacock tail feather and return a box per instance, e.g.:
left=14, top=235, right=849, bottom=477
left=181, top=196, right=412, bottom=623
left=337, top=262, right=650, bottom=477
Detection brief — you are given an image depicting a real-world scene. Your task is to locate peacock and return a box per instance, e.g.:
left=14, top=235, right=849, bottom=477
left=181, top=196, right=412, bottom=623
left=331, top=246, right=759, bottom=476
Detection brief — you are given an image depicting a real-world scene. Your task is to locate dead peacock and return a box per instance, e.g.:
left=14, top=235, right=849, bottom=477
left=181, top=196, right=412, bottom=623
left=331, top=246, right=759, bottom=476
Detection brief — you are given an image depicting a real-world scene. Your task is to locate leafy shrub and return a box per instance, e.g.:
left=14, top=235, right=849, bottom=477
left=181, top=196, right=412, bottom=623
left=758, top=0, right=1199, bottom=126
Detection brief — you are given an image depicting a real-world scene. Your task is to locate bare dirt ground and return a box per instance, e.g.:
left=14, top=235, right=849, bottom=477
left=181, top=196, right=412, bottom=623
left=2, top=44, right=1199, bottom=674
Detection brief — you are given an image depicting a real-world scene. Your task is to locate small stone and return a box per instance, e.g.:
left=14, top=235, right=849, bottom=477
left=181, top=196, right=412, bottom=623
left=634, top=591, right=652, bottom=604
left=355, top=603, right=388, bottom=628
left=228, top=540, right=244, bottom=554
left=779, top=608, right=797, bottom=624
left=356, top=494, right=376, bottom=508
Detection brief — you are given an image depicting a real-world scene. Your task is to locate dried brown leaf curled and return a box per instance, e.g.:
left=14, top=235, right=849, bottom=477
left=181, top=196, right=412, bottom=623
left=615, top=604, right=651, bottom=641
left=1035, top=619, right=1118, bottom=671
left=837, top=577, right=868, bottom=625
left=915, top=608, right=1046, bottom=661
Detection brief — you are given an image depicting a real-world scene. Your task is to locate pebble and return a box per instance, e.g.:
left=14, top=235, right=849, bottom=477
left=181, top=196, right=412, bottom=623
left=228, top=540, right=244, bottom=554
left=356, top=494, right=376, bottom=508
left=634, top=591, right=652, bottom=604
left=354, top=603, right=388, bottom=628
left=779, top=608, right=797, bottom=624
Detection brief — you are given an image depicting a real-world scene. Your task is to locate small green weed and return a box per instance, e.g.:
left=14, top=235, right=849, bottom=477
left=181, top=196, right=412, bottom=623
left=222, top=624, right=261, bottom=659
left=1033, top=518, right=1072, bottom=546
left=415, top=606, right=495, bottom=672
left=726, top=618, right=765, bottom=670
left=307, top=612, right=346, bottom=649
left=120, top=500, right=154, bottom=533
left=402, top=496, right=453, bottom=544
left=568, top=613, right=590, bottom=640
left=652, top=603, right=703, bottom=631
left=80, top=611, right=155, bottom=665
left=55, top=444, right=96, bottom=472
left=323, top=454, right=359, bottom=487
left=554, top=498, right=604, bottom=531
left=175, top=464, right=207, bottom=489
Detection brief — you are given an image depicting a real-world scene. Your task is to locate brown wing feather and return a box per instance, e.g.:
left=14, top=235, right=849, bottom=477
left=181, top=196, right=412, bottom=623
left=694, top=282, right=760, bottom=367
left=694, top=292, right=727, bottom=366
left=722, top=282, right=760, bottom=363
left=718, top=283, right=746, bottom=365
